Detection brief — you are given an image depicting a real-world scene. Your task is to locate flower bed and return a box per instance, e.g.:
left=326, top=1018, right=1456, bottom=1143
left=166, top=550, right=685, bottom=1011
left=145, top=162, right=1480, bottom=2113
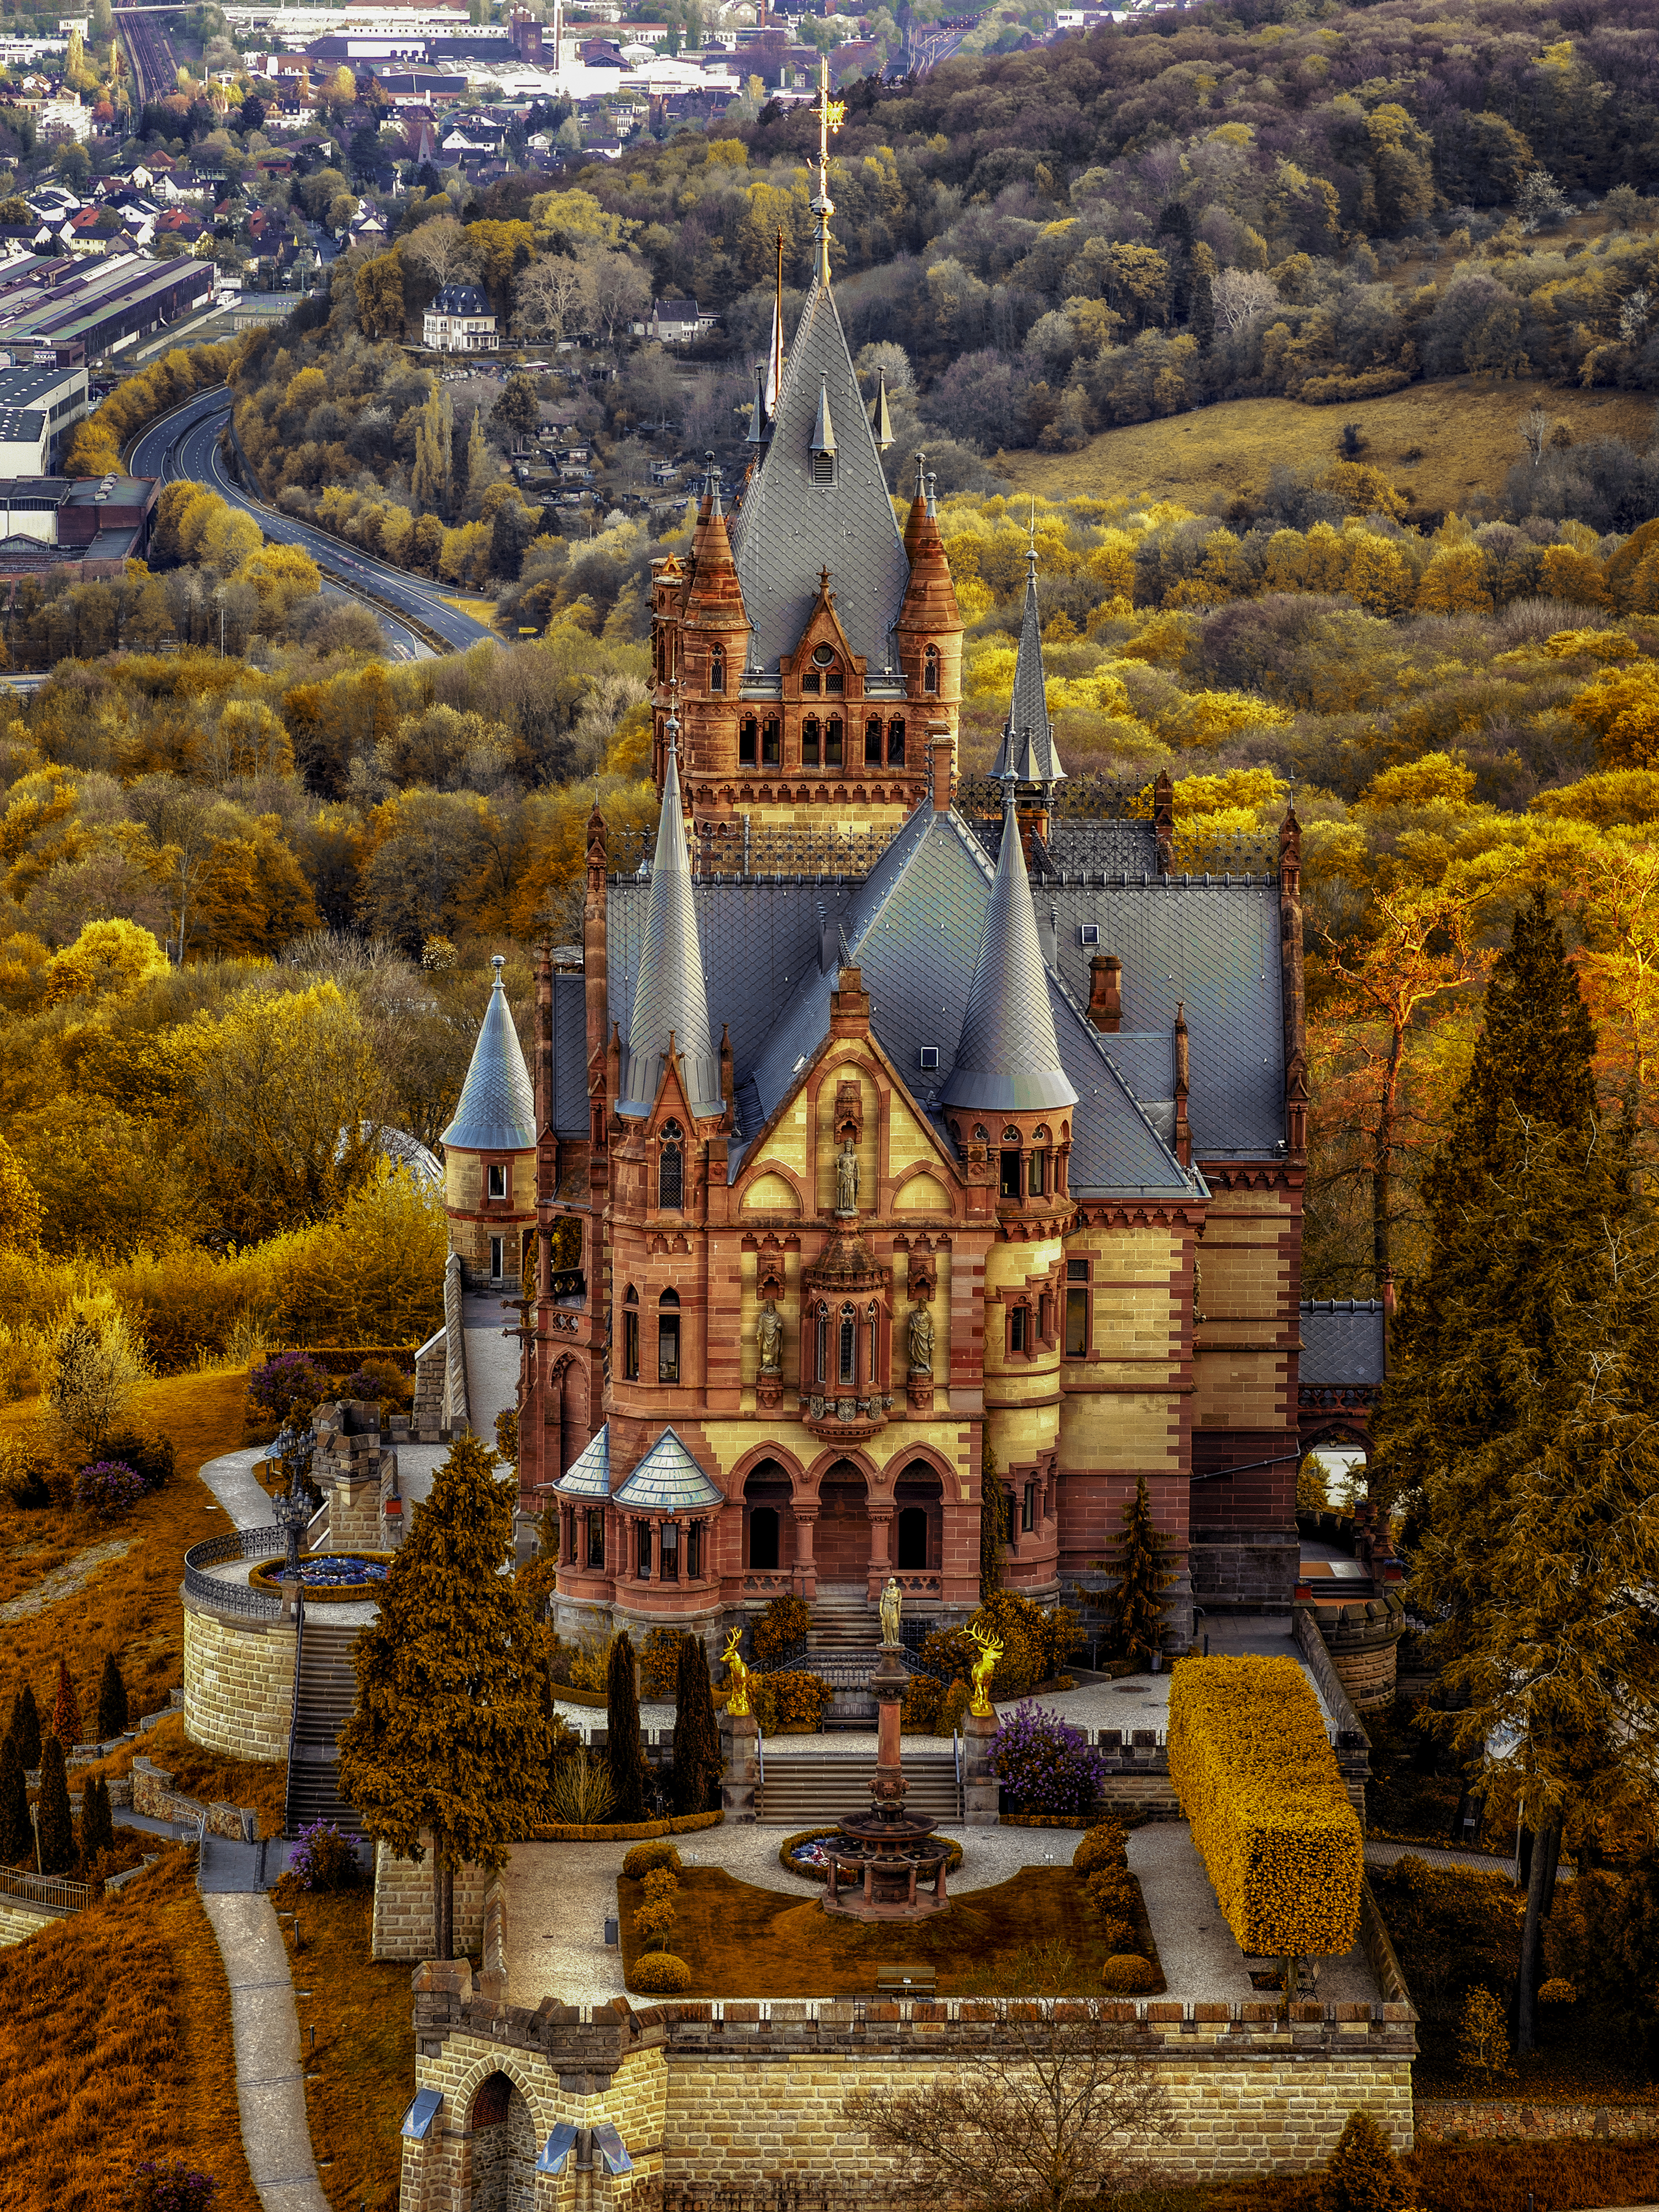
left=529, top=1810, right=724, bottom=1843
left=249, top=1551, right=394, bottom=1601
left=990, top=1701, right=1109, bottom=1818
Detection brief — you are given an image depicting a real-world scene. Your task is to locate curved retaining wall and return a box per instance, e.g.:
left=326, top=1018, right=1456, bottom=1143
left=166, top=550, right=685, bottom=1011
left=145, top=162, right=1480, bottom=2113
left=181, top=1588, right=296, bottom=1764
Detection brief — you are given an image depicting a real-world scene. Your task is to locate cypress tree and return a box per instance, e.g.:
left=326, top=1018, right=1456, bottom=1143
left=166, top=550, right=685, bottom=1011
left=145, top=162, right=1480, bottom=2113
left=606, top=1630, right=648, bottom=1822
left=1108, top=1475, right=1173, bottom=1667
left=1375, top=893, right=1659, bottom=2054
left=35, top=1734, right=73, bottom=1875
left=77, top=1773, right=114, bottom=1867
left=9, top=1683, right=40, bottom=1771
left=0, top=1731, right=26, bottom=1864
left=96, top=1653, right=128, bottom=1743
left=51, top=1656, right=80, bottom=1750
left=671, top=1632, right=721, bottom=1815
left=337, top=1433, right=554, bottom=1960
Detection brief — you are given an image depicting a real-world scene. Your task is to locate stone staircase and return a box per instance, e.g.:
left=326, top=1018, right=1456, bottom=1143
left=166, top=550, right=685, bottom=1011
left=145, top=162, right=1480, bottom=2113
left=757, top=1752, right=960, bottom=1827
left=283, top=1615, right=364, bottom=1839
left=808, top=1586, right=875, bottom=1652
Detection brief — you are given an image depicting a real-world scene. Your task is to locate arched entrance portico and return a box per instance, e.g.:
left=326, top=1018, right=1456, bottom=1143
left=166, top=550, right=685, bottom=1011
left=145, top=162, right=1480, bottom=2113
left=813, top=1460, right=869, bottom=1584
left=743, top=1460, right=792, bottom=1576
left=468, top=2071, right=535, bottom=2212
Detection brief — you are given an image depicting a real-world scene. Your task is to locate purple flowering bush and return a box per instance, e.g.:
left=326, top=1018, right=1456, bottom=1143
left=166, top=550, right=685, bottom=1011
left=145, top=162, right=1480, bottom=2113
left=73, top=1460, right=145, bottom=1520
left=247, top=1350, right=327, bottom=1428
left=288, top=1818, right=357, bottom=1891
left=989, top=1700, right=1109, bottom=1818
left=126, top=2161, right=218, bottom=2212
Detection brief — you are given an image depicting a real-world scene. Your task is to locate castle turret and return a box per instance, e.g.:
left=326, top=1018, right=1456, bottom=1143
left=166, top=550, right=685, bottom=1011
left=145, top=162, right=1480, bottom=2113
left=618, top=732, right=721, bottom=1119
left=440, top=955, right=537, bottom=1292
left=990, top=541, right=1066, bottom=790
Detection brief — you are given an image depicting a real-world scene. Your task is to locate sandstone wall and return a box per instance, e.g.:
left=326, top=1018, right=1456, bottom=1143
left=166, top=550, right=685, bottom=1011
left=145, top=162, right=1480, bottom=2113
left=181, top=1592, right=296, bottom=1763
left=373, top=1838, right=495, bottom=1961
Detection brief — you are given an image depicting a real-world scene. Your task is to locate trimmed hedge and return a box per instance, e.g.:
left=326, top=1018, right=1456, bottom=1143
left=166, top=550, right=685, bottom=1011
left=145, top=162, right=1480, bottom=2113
left=750, top=1670, right=834, bottom=1734
left=1168, top=1656, right=1361, bottom=1958
left=629, top=1952, right=692, bottom=1994
left=529, top=1811, right=723, bottom=1842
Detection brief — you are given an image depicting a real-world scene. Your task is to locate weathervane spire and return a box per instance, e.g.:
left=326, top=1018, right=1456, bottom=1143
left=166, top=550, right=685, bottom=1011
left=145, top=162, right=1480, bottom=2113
left=811, top=54, right=844, bottom=286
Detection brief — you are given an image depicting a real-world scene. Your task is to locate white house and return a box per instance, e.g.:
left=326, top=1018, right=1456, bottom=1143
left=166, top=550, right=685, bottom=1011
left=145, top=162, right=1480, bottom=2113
left=422, top=281, right=498, bottom=353
left=649, top=296, right=714, bottom=344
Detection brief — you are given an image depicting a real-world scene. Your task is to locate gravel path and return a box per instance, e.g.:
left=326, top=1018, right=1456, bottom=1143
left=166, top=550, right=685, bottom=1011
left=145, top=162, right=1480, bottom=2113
left=0, top=1535, right=134, bottom=1622
left=202, top=1892, right=331, bottom=2212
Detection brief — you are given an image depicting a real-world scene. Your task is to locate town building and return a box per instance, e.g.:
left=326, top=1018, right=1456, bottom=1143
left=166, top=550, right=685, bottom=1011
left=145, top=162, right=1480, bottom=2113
left=439, top=110, right=1308, bottom=1657
left=647, top=295, right=714, bottom=344
left=421, top=281, right=498, bottom=352
left=0, top=471, right=158, bottom=582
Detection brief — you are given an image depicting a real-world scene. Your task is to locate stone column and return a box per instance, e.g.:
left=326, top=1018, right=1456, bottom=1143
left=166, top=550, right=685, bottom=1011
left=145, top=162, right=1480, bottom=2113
left=868, top=1641, right=909, bottom=1812
left=963, top=1705, right=999, bottom=1825
left=792, top=1508, right=817, bottom=1601
left=865, top=1506, right=891, bottom=1600
left=721, top=1709, right=758, bottom=1822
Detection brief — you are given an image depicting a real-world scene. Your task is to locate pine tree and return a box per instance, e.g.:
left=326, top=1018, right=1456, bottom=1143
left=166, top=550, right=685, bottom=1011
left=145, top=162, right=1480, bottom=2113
left=1108, top=1475, right=1173, bottom=1667
left=96, top=1653, right=128, bottom=1743
left=606, top=1630, right=648, bottom=1822
left=671, top=1633, right=721, bottom=1815
left=0, top=1730, right=26, bottom=1863
left=9, top=1684, right=40, bottom=1770
left=51, top=1657, right=79, bottom=1750
left=1375, top=893, right=1659, bottom=2054
left=35, top=1734, right=74, bottom=1875
left=337, top=1432, right=554, bottom=1960
left=1316, top=2109, right=1414, bottom=2212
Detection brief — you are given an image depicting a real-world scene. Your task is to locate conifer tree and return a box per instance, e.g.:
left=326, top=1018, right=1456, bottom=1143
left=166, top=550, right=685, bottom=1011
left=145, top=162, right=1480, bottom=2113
left=1316, top=2109, right=1413, bottom=2212
left=51, top=1657, right=79, bottom=1750
left=1108, top=1476, right=1173, bottom=1667
left=35, top=1734, right=73, bottom=1875
left=606, top=1630, right=648, bottom=1823
left=0, top=1730, right=26, bottom=1864
left=337, top=1433, right=554, bottom=1960
left=77, top=1773, right=113, bottom=1866
left=9, top=1683, right=40, bottom=1771
left=671, top=1632, right=721, bottom=1815
left=96, top=1653, right=128, bottom=1743
left=465, top=404, right=489, bottom=506
left=1376, top=892, right=1659, bottom=2054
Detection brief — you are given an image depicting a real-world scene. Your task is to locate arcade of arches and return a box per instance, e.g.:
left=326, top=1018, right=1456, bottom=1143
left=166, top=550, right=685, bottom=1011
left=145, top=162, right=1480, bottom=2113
left=742, top=1458, right=944, bottom=1593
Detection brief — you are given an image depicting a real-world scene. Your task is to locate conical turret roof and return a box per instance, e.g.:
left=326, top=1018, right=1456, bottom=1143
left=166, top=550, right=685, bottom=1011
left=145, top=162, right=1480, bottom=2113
left=942, top=785, right=1078, bottom=1114
left=990, top=547, right=1066, bottom=786
left=440, top=956, right=537, bottom=1151
left=618, top=735, right=722, bottom=1118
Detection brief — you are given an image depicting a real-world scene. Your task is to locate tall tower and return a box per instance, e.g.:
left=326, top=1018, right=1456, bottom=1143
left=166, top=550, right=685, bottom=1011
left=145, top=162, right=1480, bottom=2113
left=439, top=957, right=537, bottom=1295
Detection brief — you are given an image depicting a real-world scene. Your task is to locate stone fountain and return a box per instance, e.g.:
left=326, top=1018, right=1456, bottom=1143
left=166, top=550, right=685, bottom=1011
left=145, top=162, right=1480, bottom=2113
left=821, top=1578, right=952, bottom=1922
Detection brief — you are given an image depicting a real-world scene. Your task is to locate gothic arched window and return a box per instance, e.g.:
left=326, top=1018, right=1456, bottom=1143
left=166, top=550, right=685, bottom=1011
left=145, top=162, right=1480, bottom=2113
left=838, top=1303, right=857, bottom=1387
left=739, top=715, right=757, bottom=765
left=865, top=716, right=882, bottom=764
left=825, top=716, right=844, bottom=767
left=709, top=644, right=726, bottom=694
left=761, top=715, right=780, bottom=765
left=659, top=1121, right=684, bottom=1211
left=924, top=645, right=940, bottom=695
left=888, top=717, right=906, bottom=765
left=658, top=1287, right=681, bottom=1384
left=802, top=716, right=821, bottom=767
left=622, top=1284, right=639, bottom=1380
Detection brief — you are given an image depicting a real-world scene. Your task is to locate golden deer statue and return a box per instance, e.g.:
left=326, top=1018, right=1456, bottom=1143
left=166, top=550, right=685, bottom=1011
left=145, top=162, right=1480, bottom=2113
left=966, top=1620, right=1003, bottom=1718
left=721, top=1626, right=752, bottom=1717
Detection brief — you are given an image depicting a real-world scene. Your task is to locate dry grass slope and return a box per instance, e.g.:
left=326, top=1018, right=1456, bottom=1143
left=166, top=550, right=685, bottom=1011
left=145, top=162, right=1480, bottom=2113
left=79, top=1709, right=289, bottom=1839
left=279, top=1888, right=415, bottom=2212
left=0, top=1368, right=249, bottom=1738
left=0, top=1848, right=259, bottom=2212
left=998, top=378, right=1656, bottom=521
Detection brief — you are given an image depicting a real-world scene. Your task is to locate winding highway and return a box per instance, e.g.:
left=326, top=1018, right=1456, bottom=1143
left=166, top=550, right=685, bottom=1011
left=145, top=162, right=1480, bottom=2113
left=126, top=388, right=502, bottom=659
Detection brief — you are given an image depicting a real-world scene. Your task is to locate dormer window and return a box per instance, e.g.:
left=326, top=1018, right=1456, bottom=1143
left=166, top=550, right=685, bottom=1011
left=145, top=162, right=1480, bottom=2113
left=811, top=449, right=834, bottom=486
left=709, top=644, right=726, bottom=695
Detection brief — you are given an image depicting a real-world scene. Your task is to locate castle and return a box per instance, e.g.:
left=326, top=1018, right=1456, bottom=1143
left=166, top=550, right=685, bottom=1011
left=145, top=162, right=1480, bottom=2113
left=437, top=128, right=1308, bottom=1652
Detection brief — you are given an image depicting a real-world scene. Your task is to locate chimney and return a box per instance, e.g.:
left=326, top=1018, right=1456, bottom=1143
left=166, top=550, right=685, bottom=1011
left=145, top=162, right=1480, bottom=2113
left=928, top=727, right=954, bottom=813
left=1172, top=1000, right=1191, bottom=1168
left=1087, top=953, right=1122, bottom=1032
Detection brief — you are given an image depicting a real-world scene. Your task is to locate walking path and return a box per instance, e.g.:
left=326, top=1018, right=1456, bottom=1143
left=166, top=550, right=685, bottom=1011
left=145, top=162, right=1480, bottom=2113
left=0, top=1535, right=135, bottom=1621
left=202, top=1892, right=332, bottom=2212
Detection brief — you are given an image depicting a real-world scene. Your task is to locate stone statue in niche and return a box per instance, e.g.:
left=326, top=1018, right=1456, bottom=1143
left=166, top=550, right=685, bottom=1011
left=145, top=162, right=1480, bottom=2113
left=757, top=1299, right=782, bottom=1373
left=836, top=1134, right=859, bottom=1214
left=908, top=1303, right=933, bottom=1373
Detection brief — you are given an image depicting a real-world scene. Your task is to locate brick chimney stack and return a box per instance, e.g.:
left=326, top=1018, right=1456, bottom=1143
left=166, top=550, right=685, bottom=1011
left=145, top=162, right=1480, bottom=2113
left=1087, top=953, right=1122, bottom=1032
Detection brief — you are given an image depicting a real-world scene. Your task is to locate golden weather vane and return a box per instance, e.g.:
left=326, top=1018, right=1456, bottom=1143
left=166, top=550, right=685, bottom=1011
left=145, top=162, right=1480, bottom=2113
left=811, top=56, right=846, bottom=283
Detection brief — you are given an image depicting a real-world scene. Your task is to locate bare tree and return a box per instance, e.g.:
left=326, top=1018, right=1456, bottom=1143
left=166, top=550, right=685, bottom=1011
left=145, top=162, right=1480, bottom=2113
left=514, top=252, right=586, bottom=343
left=1520, top=405, right=1552, bottom=468
left=1212, top=267, right=1281, bottom=334
left=402, top=213, right=477, bottom=290
left=577, top=245, right=651, bottom=346
left=843, top=1999, right=1173, bottom=2212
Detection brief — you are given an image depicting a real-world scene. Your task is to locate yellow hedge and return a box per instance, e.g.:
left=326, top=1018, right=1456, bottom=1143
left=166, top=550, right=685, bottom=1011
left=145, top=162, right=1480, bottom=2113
left=1167, top=1656, right=1361, bottom=1958
left=529, top=1811, right=723, bottom=1842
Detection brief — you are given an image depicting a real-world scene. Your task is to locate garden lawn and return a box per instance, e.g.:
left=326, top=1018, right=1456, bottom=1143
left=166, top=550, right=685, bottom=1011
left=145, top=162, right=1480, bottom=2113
left=279, top=1886, right=416, bottom=2212
left=619, top=1866, right=1164, bottom=1998
left=0, top=1368, right=249, bottom=1745
left=0, top=1846, right=259, bottom=2212
left=77, top=1710, right=288, bottom=1840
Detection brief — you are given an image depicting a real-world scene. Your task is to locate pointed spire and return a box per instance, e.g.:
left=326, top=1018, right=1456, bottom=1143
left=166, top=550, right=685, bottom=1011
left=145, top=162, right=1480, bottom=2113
left=942, top=784, right=1078, bottom=1115
left=874, top=367, right=893, bottom=452
left=810, top=378, right=836, bottom=456
left=990, top=525, right=1066, bottom=786
left=764, top=225, right=785, bottom=419
left=440, top=954, right=538, bottom=1150
left=618, top=725, right=721, bottom=1118
left=747, top=357, right=768, bottom=446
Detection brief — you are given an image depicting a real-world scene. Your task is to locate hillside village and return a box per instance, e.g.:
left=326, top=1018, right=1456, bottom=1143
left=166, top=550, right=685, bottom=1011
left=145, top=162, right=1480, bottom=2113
left=1, top=1, right=1658, bottom=2208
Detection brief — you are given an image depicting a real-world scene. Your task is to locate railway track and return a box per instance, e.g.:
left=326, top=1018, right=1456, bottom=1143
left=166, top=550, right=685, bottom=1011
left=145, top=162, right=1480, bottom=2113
left=114, top=7, right=179, bottom=109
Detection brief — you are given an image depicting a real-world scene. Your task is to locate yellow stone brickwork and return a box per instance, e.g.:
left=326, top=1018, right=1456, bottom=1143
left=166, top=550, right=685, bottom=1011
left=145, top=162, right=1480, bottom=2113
left=0, top=1898, right=58, bottom=1949
left=372, top=1840, right=496, bottom=1961
left=181, top=1594, right=296, bottom=1762
left=1192, top=1183, right=1296, bottom=1433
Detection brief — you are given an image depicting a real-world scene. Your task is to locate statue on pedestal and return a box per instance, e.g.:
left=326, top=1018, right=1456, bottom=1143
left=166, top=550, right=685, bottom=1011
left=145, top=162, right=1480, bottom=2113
left=907, top=1303, right=933, bottom=1373
left=721, top=1626, right=752, bottom=1717
left=835, top=1134, right=859, bottom=1214
left=966, top=1621, right=1003, bottom=1718
left=879, top=1575, right=901, bottom=1647
left=757, top=1299, right=782, bottom=1373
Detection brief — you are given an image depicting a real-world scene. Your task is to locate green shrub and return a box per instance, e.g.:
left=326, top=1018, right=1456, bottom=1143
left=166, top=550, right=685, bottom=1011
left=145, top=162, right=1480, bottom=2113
left=567, top=1636, right=610, bottom=1693
left=1317, top=2109, right=1414, bottom=2212
left=622, top=1839, right=682, bottom=1881
left=1094, top=1913, right=1135, bottom=1954
left=936, top=1678, right=972, bottom=1737
left=1101, top=1954, right=1156, bottom=1992
left=638, top=1626, right=682, bottom=1702
left=751, top=1594, right=808, bottom=1663
left=900, top=1674, right=944, bottom=1730
left=629, top=1952, right=692, bottom=1995
left=633, top=1864, right=679, bottom=1953
left=1073, top=1819, right=1129, bottom=1875
left=751, top=1669, right=834, bottom=1734
left=1084, top=1867, right=1139, bottom=1921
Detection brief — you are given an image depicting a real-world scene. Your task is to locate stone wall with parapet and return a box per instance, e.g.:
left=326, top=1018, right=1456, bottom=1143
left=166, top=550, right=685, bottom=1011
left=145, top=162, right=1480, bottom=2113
left=372, top=1837, right=496, bottom=1961
left=181, top=1590, right=296, bottom=1763
left=129, top=1756, right=257, bottom=1841
left=0, top=1897, right=59, bottom=1949
left=400, top=1969, right=1417, bottom=2208
left=1416, top=2100, right=1659, bottom=2143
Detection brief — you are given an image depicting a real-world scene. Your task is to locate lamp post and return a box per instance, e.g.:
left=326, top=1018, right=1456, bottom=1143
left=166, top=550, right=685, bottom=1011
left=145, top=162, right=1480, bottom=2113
left=272, top=1412, right=315, bottom=1580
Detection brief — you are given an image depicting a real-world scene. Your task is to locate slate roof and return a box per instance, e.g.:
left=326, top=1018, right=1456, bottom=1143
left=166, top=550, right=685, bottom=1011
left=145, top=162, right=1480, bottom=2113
left=440, top=956, right=536, bottom=1152
left=553, top=1422, right=611, bottom=1499
left=431, top=283, right=492, bottom=316
left=944, top=784, right=1077, bottom=1115
left=618, top=740, right=721, bottom=1118
left=728, top=264, right=909, bottom=675
left=990, top=551, right=1066, bottom=786
left=1044, top=818, right=1160, bottom=873
left=550, top=971, right=590, bottom=1141
left=612, top=1427, right=724, bottom=1511
left=1300, top=1300, right=1387, bottom=1387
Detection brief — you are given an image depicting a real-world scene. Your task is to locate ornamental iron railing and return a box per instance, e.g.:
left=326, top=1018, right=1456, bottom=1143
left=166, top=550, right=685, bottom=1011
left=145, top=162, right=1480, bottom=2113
left=182, top=1525, right=285, bottom=1620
